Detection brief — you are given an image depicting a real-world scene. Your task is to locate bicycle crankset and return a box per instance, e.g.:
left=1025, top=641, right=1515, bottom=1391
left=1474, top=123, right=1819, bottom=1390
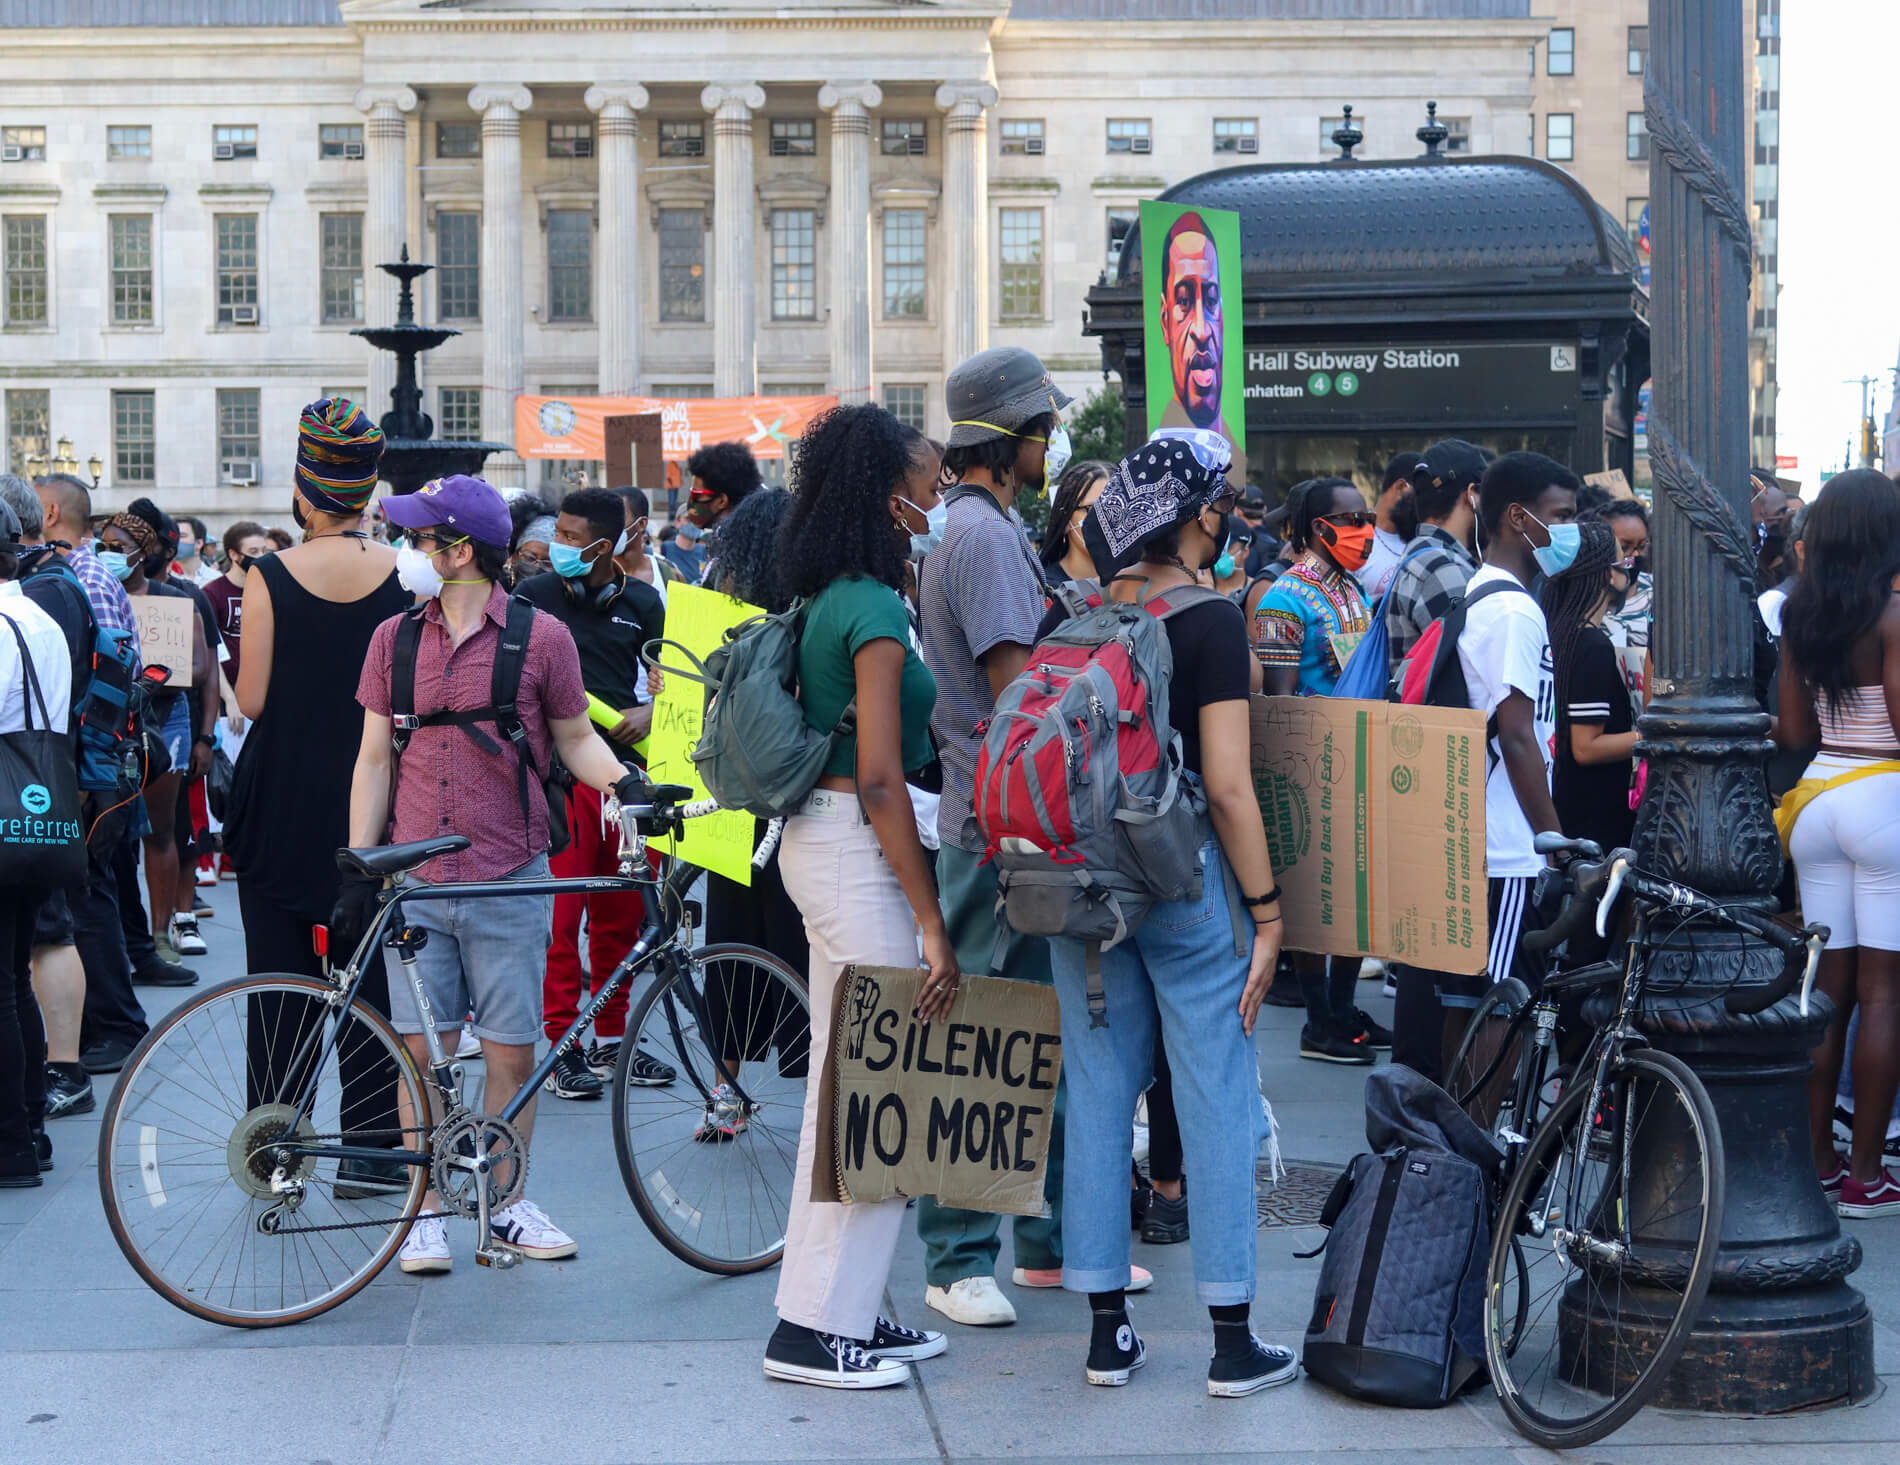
left=430, top=1113, right=528, bottom=1218
left=227, top=1103, right=320, bottom=1200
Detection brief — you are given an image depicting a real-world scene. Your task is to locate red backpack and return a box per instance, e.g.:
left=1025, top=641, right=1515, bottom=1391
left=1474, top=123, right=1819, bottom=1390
left=1392, top=579, right=1532, bottom=707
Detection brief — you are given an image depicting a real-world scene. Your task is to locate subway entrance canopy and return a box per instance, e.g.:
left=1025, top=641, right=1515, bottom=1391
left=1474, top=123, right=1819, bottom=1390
left=1083, top=149, right=1650, bottom=498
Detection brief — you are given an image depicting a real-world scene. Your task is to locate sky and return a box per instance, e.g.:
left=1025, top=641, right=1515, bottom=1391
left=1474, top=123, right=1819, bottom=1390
left=1775, top=0, right=1900, bottom=485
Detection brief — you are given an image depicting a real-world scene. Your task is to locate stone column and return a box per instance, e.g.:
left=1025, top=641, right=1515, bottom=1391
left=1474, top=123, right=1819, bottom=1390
left=818, top=83, right=881, bottom=406
left=701, top=84, right=766, bottom=398
left=935, top=83, right=998, bottom=375
left=586, top=83, right=650, bottom=398
left=353, top=85, right=417, bottom=430
left=469, top=83, right=533, bottom=486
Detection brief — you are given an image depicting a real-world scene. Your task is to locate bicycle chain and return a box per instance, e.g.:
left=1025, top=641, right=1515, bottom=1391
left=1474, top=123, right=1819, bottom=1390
left=250, top=1125, right=438, bottom=1237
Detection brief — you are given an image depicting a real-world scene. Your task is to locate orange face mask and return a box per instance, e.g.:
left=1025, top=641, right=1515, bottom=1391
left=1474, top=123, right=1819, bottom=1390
left=1315, top=518, right=1376, bottom=573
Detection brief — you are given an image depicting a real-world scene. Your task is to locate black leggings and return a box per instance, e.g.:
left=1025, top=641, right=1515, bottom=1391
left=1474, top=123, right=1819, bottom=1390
left=1148, top=1036, right=1183, bottom=1185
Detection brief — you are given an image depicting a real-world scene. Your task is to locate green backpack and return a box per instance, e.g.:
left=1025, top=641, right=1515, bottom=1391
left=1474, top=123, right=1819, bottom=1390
left=650, top=601, right=853, bottom=820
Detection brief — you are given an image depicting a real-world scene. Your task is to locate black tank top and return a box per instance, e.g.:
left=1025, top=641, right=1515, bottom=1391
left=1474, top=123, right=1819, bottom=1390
left=226, top=553, right=409, bottom=921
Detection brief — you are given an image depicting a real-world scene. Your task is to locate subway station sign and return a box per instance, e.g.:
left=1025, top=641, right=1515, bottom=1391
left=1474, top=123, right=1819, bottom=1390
left=1243, top=342, right=1582, bottom=424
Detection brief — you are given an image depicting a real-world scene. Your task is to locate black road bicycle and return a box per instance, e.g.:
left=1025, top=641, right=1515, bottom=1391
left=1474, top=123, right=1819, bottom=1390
left=1450, top=832, right=1825, bottom=1450
left=97, top=778, right=811, bottom=1327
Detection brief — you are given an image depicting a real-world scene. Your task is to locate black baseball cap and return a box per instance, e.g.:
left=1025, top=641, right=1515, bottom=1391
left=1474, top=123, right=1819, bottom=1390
left=1409, top=439, right=1489, bottom=495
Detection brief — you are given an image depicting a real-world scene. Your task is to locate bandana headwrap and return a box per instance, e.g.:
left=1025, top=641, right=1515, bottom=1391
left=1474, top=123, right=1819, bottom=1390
left=517, top=515, right=557, bottom=550
left=1082, top=428, right=1234, bottom=579
left=295, top=397, right=385, bottom=514
left=105, top=512, right=161, bottom=561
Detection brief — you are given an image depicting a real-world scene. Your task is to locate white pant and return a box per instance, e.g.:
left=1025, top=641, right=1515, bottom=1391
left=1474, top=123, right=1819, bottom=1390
left=773, top=791, right=918, bottom=1339
left=1790, top=755, right=1900, bottom=952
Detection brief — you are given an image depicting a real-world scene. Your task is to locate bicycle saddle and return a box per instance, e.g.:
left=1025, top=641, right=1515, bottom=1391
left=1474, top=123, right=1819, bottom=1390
left=335, top=836, right=471, bottom=879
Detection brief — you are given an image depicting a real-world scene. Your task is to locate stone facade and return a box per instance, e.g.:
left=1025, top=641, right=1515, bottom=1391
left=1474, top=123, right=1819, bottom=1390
left=0, top=0, right=1545, bottom=524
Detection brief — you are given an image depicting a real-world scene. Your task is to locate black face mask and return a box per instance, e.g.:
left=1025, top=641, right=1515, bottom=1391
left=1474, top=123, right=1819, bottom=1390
left=1390, top=494, right=1420, bottom=542
left=292, top=498, right=308, bottom=532
left=1203, top=507, right=1231, bottom=570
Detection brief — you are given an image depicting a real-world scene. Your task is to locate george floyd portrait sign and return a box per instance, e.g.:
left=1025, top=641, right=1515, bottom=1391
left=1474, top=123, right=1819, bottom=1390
left=811, top=967, right=1062, bottom=1215
left=1141, top=198, right=1246, bottom=486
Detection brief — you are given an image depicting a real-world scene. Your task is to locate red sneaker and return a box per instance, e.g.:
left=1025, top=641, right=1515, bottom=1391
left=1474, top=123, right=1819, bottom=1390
left=1838, top=1169, right=1900, bottom=1218
left=1820, top=1158, right=1848, bottom=1200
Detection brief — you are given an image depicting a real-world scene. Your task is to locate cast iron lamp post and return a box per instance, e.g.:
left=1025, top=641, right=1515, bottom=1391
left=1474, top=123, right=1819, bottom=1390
left=1572, top=0, right=1875, bottom=1412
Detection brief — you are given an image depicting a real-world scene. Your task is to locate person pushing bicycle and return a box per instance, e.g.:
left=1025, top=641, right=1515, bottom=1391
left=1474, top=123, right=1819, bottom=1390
left=336, top=473, right=648, bottom=1275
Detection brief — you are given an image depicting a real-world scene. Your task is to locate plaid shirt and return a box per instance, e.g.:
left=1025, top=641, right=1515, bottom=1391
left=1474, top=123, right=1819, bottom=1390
left=1385, top=524, right=1478, bottom=668
left=64, top=543, right=141, bottom=655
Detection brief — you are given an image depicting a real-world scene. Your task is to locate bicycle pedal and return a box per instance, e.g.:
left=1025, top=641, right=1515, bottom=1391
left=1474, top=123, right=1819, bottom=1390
left=474, top=1244, right=523, bottom=1270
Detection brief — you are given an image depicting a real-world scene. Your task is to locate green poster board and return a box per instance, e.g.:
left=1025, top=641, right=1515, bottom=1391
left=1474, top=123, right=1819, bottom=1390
left=1140, top=198, right=1246, bottom=485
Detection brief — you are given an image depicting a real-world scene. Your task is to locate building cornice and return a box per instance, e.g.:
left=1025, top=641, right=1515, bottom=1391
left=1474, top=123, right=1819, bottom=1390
left=993, top=17, right=1545, bottom=45
left=0, top=182, right=61, bottom=202
left=198, top=183, right=276, bottom=204
left=92, top=182, right=171, bottom=204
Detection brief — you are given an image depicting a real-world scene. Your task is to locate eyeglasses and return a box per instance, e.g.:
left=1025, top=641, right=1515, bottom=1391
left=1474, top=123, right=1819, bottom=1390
left=407, top=530, right=467, bottom=552
left=1210, top=491, right=1240, bottom=515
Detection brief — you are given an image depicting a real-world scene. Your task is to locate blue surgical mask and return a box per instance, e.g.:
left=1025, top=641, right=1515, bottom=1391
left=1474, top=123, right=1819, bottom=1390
left=1524, top=511, right=1582, bottom=577
left=909, top=500, right=947, bottom=562
left=96, top=547, right=133, bottom=581
left=549, top=542, right=593, bottom=579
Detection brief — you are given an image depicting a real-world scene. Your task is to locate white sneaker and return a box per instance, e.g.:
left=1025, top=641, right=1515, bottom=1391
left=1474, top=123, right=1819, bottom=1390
left=399, top=1214, right=452, bottom=1274
left=925, top=1275, right=1016, bottom=1327
left=490, top=1198, right=578, bottom=1260
left=453, top=1028, right=482, bottom=1060
left=167, top=913, right=207, bottom=958
left=194, top=865, right=218, bottom=888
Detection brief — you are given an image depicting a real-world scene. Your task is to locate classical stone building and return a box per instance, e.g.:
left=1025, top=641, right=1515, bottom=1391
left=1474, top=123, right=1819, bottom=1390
left=1, top=0, right=1551, bottom=522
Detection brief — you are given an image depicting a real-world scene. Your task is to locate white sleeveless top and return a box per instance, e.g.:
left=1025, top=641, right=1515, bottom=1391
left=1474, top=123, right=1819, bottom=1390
left=1817, top=686, right=1900, bottom=752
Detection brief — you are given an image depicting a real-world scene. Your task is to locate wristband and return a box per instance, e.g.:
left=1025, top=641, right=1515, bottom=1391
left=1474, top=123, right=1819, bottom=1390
left=193, top=733, right=216, bottom=749
left=1241, top=884, right=1283, bottom=910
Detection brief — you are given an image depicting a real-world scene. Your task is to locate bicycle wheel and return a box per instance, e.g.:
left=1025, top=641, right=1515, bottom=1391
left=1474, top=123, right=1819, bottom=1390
left=1484, top=1047, right=1724, bottom=1449
left=98, top=975, right=432, bottom=1328
left=1448, top=977, right=1533, bottom=1131
left=613, top=943, right=809, bottom=1275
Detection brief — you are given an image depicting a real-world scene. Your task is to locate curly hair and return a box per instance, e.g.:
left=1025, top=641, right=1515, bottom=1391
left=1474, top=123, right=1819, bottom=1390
left=712, top=487, right=794, bottom=613
left=685, top=440, right=762, bottom=505
left=507, top=493, right=556, bottom=552
left=1783, top=469, right=1900, bottom=716
left=778, top=404, right=916, bottom=599
left=1039, top=459, right=1112, bottom=566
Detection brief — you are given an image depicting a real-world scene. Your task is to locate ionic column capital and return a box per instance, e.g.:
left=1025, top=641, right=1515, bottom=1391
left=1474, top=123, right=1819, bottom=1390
left=353, top=85, right=418, bottom=120
left=935, top=82, right=999, bottom=122
left=819, top=82, right=884, bottom=128
left=701, top=83, right=767, bottom=124
left=468, top=83, right=534, bottom=121
left=585, top=83, right=651, bottom=119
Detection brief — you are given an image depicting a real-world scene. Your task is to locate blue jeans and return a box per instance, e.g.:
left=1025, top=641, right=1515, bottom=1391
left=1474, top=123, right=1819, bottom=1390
left=1050, top=840, right=1263, bottom=1305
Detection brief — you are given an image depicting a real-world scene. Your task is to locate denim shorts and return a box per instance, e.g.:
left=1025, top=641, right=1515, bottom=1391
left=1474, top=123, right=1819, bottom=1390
left=384, top=853, right=553, bottom=1047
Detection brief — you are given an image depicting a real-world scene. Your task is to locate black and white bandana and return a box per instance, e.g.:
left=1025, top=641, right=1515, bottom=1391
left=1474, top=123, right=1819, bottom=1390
left=1082, top=428, right=1233, bottom=578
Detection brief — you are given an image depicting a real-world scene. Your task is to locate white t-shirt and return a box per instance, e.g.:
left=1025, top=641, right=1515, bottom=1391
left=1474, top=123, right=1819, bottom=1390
left=1457, top=565, right=1554, bottom=878
left=0, top=584, right=72, bottom=736
left=1355, top=526, right=1411, bottom=601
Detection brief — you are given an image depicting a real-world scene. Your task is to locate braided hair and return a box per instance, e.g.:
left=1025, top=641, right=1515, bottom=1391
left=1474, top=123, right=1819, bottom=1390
left=1286, top=477, right=1355, bottom=553
left=1538, top=520, right=1620, bottom=739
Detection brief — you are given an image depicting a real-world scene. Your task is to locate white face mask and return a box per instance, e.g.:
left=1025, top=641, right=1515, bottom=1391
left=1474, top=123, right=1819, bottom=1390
left=613, top=525, right=633, bottom=556
left=395, top=544, right=444, bottom=600
left=1043, top=424, right=1073, bottom=482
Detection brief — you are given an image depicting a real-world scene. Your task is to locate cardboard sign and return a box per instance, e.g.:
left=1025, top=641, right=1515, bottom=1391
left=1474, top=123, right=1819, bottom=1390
left=643, top=583, right=759, bottom=885
left=1251, top=695, right=1488, bottom=974
left=1583, top=468, right=1636, bottom=501
left=132, top=595, right=194, bottom=688
left=812, top=967, right=1062, bottom=1216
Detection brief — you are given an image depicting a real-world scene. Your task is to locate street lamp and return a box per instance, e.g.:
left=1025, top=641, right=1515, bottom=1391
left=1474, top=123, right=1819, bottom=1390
left=86, top=455, right=102, bottom=488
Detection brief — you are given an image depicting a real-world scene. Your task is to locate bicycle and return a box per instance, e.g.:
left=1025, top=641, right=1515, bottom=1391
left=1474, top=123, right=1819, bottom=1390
left=1454, top=832, right=1825, bottom=1449
left=96, top=777, right=811, bottom=1327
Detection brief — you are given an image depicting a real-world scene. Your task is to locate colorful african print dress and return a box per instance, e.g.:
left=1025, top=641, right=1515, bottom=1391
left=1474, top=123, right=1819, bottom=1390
left=1252, top=555, right=1372, bottom=696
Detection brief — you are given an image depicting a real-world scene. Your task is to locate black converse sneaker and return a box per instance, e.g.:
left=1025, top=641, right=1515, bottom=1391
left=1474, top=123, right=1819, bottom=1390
left=1085, top=1308, right=1146, bottom=1387
left=864, top=1315, right=947, bottom=1362
left=543, top=1045, right=604, bottom=1100
left=1207, top=1333, right=1300, bottom=1397
left=763, top=1320, right=912, bottom=1390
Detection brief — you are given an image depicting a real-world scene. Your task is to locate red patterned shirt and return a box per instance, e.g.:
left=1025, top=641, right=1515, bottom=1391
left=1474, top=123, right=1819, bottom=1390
left=359, top=583, right=587, bottom=882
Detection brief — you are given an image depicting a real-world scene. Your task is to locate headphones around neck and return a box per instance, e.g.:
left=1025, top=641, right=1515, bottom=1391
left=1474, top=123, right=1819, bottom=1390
left=561, top=567, right=624, bottom=613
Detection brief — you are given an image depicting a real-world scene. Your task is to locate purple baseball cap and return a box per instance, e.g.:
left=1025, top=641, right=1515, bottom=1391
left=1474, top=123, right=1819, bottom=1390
left=383, top=475, right=513, bottom=549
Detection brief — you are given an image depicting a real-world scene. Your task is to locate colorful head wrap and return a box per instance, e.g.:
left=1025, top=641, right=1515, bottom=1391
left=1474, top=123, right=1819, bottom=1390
left=1081, top=428, right=1234, bottom=578
left=295, top=397, right=385, bottom=514
left=105, top=511, right=161, bottom=561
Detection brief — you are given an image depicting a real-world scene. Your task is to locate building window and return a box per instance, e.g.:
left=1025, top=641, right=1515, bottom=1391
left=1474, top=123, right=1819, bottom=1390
left=1628, top=25, right=1649, bottom=73
left=658, top=209, right=705, bottom=322
left=769, top=209, right=816, bottom=320
left=214, top=213, right=259, bottom=325
left=1212, top=118, right=1257, bottom=154
left=108, top=125, right=151, bottom=160
left=1548, top=27, right=1574, bottom=75
left=113, top=390, right=155, bottom=486
left=548, top=121, right=593, bottom=159
left=1443, top=116, right=1472, bottom=154
left=881, top=119, right=928, bottom=157
left=770, top=119, right=816, bottom=157
left=1546, top=114, right=1575, bottom=161
left=1, top=126, right=46, bottom=162
left=884, top=384, right=926, bottom=430
left=320, top=212, right=363, bottom=325
left=439, top=387, right=482, bottom=441
left=436, top=211, right=480, bottom=321
left=5, top=389, right=48, bottom=475
left=218, top=388, right=260, bottom=480
left=1106, top=208, right=1137, bottom=275
left=999, top=208, right=1043, bottom=319
left=651, top=383, right=713, bottom=398
left=213, top=124, right=257, bottom=160
left=546, top=208, right=592, bottom=322
left=658, top=120, right=704, bottom=158
left=109, top=214, right=154, bottom=326
left=3, top=215, right=48, bottom=326
left=1106, top=119, right=1151, bottom=154
left=999, top=119, right=1044, bottom=156
left=437, top=122, right=481, bottom=159
left=882, top=208, right=926, bottom=320
left=1625, top=196, right=1647, bottom=248
left=319, top=123, right=363, bottom=159
left=1627, top=111, right=1650, bottom=161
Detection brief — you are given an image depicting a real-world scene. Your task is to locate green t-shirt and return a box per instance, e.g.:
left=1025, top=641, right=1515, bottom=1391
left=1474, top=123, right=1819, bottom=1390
left=798, top=575, right=938, bottom=779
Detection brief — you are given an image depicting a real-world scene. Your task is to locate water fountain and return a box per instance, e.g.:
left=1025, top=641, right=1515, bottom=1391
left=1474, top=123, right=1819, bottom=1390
left=351, top=248, right=508, bottom=495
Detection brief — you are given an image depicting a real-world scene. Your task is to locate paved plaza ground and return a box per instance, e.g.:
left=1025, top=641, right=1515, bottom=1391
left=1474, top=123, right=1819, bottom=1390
left=5, top=898, right=1900, bottom=1465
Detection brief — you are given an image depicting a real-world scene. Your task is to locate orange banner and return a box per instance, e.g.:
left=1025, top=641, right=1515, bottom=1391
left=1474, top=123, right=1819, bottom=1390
left=514, top=393, right=838, bottom=463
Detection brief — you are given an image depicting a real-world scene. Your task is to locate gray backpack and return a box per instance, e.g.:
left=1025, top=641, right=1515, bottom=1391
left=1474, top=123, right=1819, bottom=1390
left=651, top=600, right=852, bottom=820
left=971, top=583, right=1240, bottom=1026
left=1299, top=1066, right=1505, bottom=1408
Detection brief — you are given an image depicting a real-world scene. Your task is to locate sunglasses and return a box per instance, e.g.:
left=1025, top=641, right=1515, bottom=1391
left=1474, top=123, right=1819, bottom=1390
left=1318, top=510, right=1376, bottom=529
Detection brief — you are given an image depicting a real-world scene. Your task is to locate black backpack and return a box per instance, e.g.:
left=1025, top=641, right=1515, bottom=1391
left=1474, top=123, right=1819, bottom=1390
left=390, top=593, right=572, bottom=858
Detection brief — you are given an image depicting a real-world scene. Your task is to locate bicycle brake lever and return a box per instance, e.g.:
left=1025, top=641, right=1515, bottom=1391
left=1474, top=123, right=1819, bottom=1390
left=1595, top=857, right=1630, bottom=939
left=1799, top=932, right=1825, bottom=1018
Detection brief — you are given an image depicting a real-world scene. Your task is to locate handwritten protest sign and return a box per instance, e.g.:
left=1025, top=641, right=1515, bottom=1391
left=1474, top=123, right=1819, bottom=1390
left=812, top=966, right=1062, bottom=1215
left=644, top=583, right=759, bottom=885
left=132, top=596, right=194, bottom=688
